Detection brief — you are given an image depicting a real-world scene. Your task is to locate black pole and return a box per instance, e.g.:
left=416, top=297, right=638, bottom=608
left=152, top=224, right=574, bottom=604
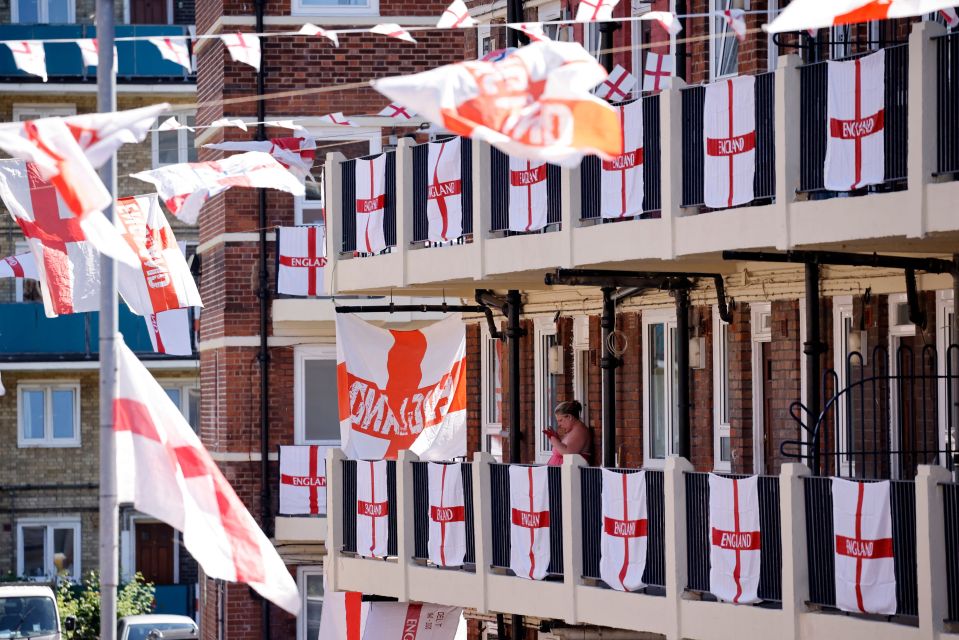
left=804, top=263, right=822, bottom=476
left=598, top=22, right=620, bottom=73
left=675, top=289, right=691, bottom=459
left=506, top=290, right=523, bottom=464
left=601, top=287, right=618, bottom=466
left=506, top=0, right=525, bottom=47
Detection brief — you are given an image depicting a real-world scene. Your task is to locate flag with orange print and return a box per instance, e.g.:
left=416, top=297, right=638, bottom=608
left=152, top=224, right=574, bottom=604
left=335, top=314, right=467, bottom=461
left=372, top=40, right=623, bottom=166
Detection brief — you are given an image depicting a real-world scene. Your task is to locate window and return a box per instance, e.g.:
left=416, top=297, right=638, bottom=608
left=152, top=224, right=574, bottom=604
left=477, top=25, right=493, bottom=59
left=480, top=324, right=504, bottom=462
left=750, top=302, right=771, bottom=474
left=766, top=0, right=779, bottom=72
left=17, top=519, right=81, bottom=579
left=163, top=383, right=200, bottom=432
left=712, top=308, right=732, bottom=471
left=152, top=114, right=196, bottom=168
left=832, top=296, right=856, bottom=475
left=937, top=291, right=957, bottom=460
left=18, top=383, right=80, bottom=447
left=710, top=0, right=740, bottom=80
left=297, top=566, right=324, bottom=640
left=296, top=171, right=325, bottom=226
left=540, top=3, right=573, bottom=42
left=533, top=318, right=559, bottom=462
left=643, top=310, right=678, bottom=467
left=292, top=0, right=378, bottom=17
left=13, top=240, right=42, bottom=303
left=294, top=128, right=381, bottom=225
left=12, top=0, right=73, bottom=23
left=295, top=345, right=340, bottom=445
left=571, top=316, right=590, bottom=432
left=13, top=104, right=76, bottom=122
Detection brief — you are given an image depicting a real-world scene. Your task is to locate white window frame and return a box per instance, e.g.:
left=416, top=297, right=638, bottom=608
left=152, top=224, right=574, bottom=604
left=11, top=0, right=75, bottom=22
left=709, top=0, right=739, bottom=82
left=766, top=0, right=779, bottom=72
left=14, top=239, right=29, bottom=302
left=480, top=323, right=504, bottom=462
left=297, top=565, right=324, bottom=640
left=161, top=382, right=199, bottom=431
left=630, top=1, right=649, bottom=91
left=712, top=307, right=732, bottom=472
left=17, top=382, right=81, bottom=448
left=887, top=292, right=917, bottom=478
left=936, top=290, right=956, bottom=462
left=16, top=517, right=81, bottom=579
left=291, top=0, right=378, bottom=18
left=152, top=113, right=196, bottom=169
left=643, top=308, right=678, bottom=469
left=477, top=24, right=493, bottom=59
left=294, top=344, right=340, bottom=445
left=12, top=104, right=76, bottom=121
left=750, top=302, right=772, bottom=474
left=571, top=315, right=590, bottom=433
left=533, top=316, right=559, bottom=463
left=832, top=296, right=855, bottom=475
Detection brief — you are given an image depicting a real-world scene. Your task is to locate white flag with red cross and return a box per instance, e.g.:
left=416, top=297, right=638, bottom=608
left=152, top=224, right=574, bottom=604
left=767, top=0, right=959, bottom=33
left=354, top=154, right=388, bottom=254
left=299, top=23, right=341, bottom=47
left=709, top=474, right=761, bottom=604
left=509, top=23, right=550, bottom=42
left=824, top=49, right=885, bottom=192
left=437, top=0, right=477, bottom=28
left=370, top=23, right=418, bottom=43
left=378, top=103, right=416, bottom=120
left=576, top=0, right=620, bottom=22
left=704, top=75, right=756, bottom=209
left=221, top=32, right=261, bottom=71
left=941, top=7, right=959, bottom=27
left=643, top=52, right=674, bottom=92
left=318, top=587, right=367, bottom=640
left=356, top=459, right=390, bottom=558
left=426, top=137, right=463, bottom=243
left=509, top=464, right=552, bottom=580
left=832, top=478, right=897, bottom=615
left=77, top=39, right=117, bottom=69
left=145, top=308, right=193, bottom=356
left=646, top=11, right=683, bottom=35
left=335, top=313, right=467, bottom=461
left=318, top=112, right=356, bottom=127
left=595, top=65, right=637, bottom=102
left=0, top=253, right=37, bottom=280
left=5, top=41, right=46, bottom=81
left=601, top=99, right=644, bottom=219
left=722, top=9, right=747, bottom=41
left=65, top=104, right=168, bottom=171
left=131, top=151, right=306, bottom=224
left=148, top=37, right=193, bottom=72
left=276, top=225, right=327, bottom=297
left=362, top=602, right=463, bottom=640
left=279, top=445, right=331, bottom=515
left=508, top=157, right=549, bottom=232
left=373, top=41, right=623, bottom=166
left=427, top=462, right=467, bottom=568
left=600, top=469, right=648, bottom=592
left=114, top=340, right=300, bottom=614
left=204, top=136, right=317, bottom=182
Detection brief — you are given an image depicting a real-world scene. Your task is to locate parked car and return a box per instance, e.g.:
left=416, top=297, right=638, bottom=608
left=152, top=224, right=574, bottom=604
left=0, top=584, right=74, bottom=639
left=117, top=615, right=197, bottom=640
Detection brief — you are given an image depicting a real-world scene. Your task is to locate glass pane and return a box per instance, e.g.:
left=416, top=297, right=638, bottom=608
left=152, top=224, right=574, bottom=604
left=164, top=387, right=182, bottom=410
left=188, top=388, right=200, bottom=432
left=305, top=573, right=323, bottom=640
left=47, top=0, right=70, bottom=22
left=16, top=0, right=39, bottom=22
left=490, top=339, right=502, bottom=424
left=304, top=360, right=340, bottom=442
left=721, top=324, right=730, bottom=424
left=22, top=390, right=45, bottom=440
left=51, top=389, right=75, bottom=440
left=671, top=327, right=680, bottom=455
left=52, top=527, right=74, bottom=576
left=720, top=436, right=732, bottom=463
left=21, top=527, right=45, bottom=577
left=301, top=0, right=366, bottom=5
left=185, top=118, right=197, bottom=162
left=649, top=324, right=666, bottom=459
left=157, top=130, right=180, bottom=165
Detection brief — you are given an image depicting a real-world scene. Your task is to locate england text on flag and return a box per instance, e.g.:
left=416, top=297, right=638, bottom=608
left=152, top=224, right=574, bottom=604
left=361, top=602, right=463, bottom=640
left=279, top=445, right=331, bottom=516
left=114, top=341, right=300, bottom=614
left=509, top=464, right=552, bottom=580
left=427, top=462, right=467, bottom=567
left=356, top=460, right=390, bottom=558
left=353, top=154, right=388, bottom=254
left=276, top=225, right=327, bottom=297
left=0, top=253, right=37, bottom=280
left=507, top=157, right=549, bottom=232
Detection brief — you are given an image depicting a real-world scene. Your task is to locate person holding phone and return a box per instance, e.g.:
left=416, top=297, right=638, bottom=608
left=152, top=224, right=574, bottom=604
left=544, top=400, right=592, bottom=466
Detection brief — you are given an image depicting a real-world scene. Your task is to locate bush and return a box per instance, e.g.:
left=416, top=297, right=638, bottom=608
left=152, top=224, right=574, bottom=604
left=57, top=572, right=155, bottom=639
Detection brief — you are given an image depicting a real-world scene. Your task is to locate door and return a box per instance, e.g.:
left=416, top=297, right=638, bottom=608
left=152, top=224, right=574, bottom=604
left=130, top=0, right=168, bottom=24
left=136, top=522, right=175, bottom=585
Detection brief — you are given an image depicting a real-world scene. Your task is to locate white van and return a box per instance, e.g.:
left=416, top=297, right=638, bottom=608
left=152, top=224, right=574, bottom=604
left=0, top=585, right=74, bottom=639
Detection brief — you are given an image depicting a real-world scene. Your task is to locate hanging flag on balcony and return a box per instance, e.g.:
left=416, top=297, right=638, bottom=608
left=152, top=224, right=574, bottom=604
left=370, top=23, right=418, bottom=44
left=600, top=469, right=648, bottom=592
left=205, top=136, right=317, bottom=182
left=832, top=478, right=897, bottom=614
left=601, top=98, right=644, bottom=219
left=145, top=308, right=193, bottom=356
left=642, top=52, right=674, bottom=92
left=824, top=49, right=885, bottom=191
left=279, top=445, right=332, bottom=515
left=427, top=462, right=467, bottom=567
left=373, top=41, right=622, bottom=165
left=319, top=587, right=367, bottom=640
left=941, top=7, right=959, bottom=27
left=114, top=341, right=300, bottom=615
left=704, top=74, right=756, bottom=209
left=356, top=460, right=391, bottom=558
left=221, top=32, right=261, bottom=71
left=767, top=0, right=959, bottom=33
left=298, top=23, right=341, bottom=47
left=437, top=0, right=477, bottom=28
left=276, top=225, right=327, bottom=296
left=708, top=474, right=761, bottom=604
left=77, top=39, right=117, bottom=69
left=426, top=137, right=463, bottom=243
left=148, top=37, right=193, bottom=73
left=336, top=313, right=466, bottom=461
left=354, top=153, right=388, bottom=254
left=508, top=157, right=549, bottom=232
left=576, top=0, right=621, bottom=22
left=131, top=151, right=306, bottom=224
left=0, top=253, right=37, bottom=280
left=362, top=602, right=463, bottom=639
left=5, top=41, right=46, bottom=82
left=595, top=65, right=637, bottom=102
left=509, top=464, right=551, bottom=580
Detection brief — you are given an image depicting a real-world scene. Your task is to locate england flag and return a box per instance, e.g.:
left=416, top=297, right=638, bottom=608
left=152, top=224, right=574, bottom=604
left=145, top=308, right=194, bottom=356
left=354, top=154, right=388, bottom=254
left=356, top=460, right=390, bottom=558
left=600, top=469, right=648, bottom=592
left=426, top=137, right=463, bottom=242
left=509, top=465, right=552, bottom=580
left=276, top=225, right=327, bottom=297
left=601, top=99, right=644, bottom=219
left=703, top=75, right=756, bottom=209
left=427, top=462, right=467, bottom=567
left=507, top=157, right=548, bottom=232
left=708, top=474, right=761, bottom=604
left=0, top=253, right=37, bottom=280
left=279, top=445, right=331, bottom=515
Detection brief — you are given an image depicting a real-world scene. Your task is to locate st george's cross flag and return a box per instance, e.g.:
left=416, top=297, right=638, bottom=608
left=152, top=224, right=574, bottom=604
left=279, top=445, right=331, bottom=516
left=370, top=23, right=418, bottom=44
left=704, top=75, right=756, bottom=209
left=437, top=0, right=477, bottom=28
left=825, top=49, right=885, bottom=191
left=0, top=253, right=37, bottom=280
left=709, top=474, right=761, bottom=604
left=722, top=9, right=748, bottom=42
left=941, top=7, right=959, bottom=28
left=5, top=41, right=46, bottom=81
left=318, top=587, right=367, bottom=640
left=354, top=154, right=388, bottom=254
left=362, top=602, right=463, bottom=640
left=378, top=103, right=416, bottom=119
left=205, top=136, right=317, bottom=182
left=576, top=0, right=620, bottom=22
left=65, top=104, right=168, bottom=172
left=601, top=99, right=644, bottom=219
left=336, top=313, right=467, bottom=461
left=427, top=462, right=467, bottom=567
left=767, top=0, right=959, bottom=33
left=77, top=39, right=117, bottom=70
left=509, top=23, right=550, bottom=42
left=595, top=65, right=637, bottom=102
left=509, top=465, right=552, bottom=580
left=832, top=478, right=897, bottom=615
left=643, top=52, right=674, bottom=92
left=148, top=37, right=193, bottom=72
left=508, top=157, right=549, bottom=232
left=356, top=459, right=390, bottom=558
left=131, top=151, right=305, bottom=224
left=146, top=308, right=193, bottom=356
left=221, top=32, right=261, bottom=71
left=114, top=340, right=300, bottom=614
left=646, top=11, right=683, bottom=35
left=600, top=469, right=648, bottom=592
left=426, top=137, right=463, bottom=242
left=276, top=225, right=327, bottom=297
left=299, top=23, right=341, bottom=47
left=373, top=41, right=623, bottom=166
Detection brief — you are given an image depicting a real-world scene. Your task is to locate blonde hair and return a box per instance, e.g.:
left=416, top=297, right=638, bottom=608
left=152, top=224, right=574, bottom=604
left=554, top=400, right=582, bottom=420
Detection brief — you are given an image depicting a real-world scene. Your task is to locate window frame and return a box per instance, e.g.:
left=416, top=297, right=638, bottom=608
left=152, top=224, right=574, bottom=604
left=712, top=306, right=732, bottom=472
left=832, top=295, right=856, bottom=475
left=17, top=381, right=81, bottom=448
left=151, top=113, right=196, bottom=169
left=297, top=565, right=324, bottom=640
left=12, top=104, right=76, bottom=121
left=479, top=323, right=504, bottom=462
left=16, top=517, right=81, bottom=580
left=749, top=302, right=772, bottom=474
left=643, top=308, right=678, bottom=469
left=886, top=292, right=917, bottom=479
left=291, top=0, right=379, bottom=18
left=11, top=0, right=76, bottom=23
left=294, top=344, right=341, bottom=446
left=709, top=0, right=739, bottom=82
left=161, top=381, right=200, bottom=432
left=533, top=317, right=559, bottom=463
left=937, top=290, right=956, bottom=462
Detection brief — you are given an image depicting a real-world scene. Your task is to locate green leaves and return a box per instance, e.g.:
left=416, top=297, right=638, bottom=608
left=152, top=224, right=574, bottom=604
left=56, top=572, right=156, bottom=639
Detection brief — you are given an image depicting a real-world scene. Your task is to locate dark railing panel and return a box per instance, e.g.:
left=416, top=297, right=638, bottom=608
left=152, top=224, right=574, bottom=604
left=411, top=461, right=476, bottom=567
left=490, top=464, right=564, bottom=577
left=945, top=483, right=959, bottom=622
left=339, top=152, right=396, bottom=255
left=340, top=460, right=397, bottom=556
left=936, top=33, right=959, bottom=176
left=681, top=85, right=706, bottom=208
left=804, top=477, right=918, bottom=616
left=411, top=137, right=474, bottom=244
left=547, top=163, right=562, bottom=226
left=884, top=44, right=909, bottom=183
left=754, top=71, right=777, bottom=199
left=387, top=460, right=399, bottom=557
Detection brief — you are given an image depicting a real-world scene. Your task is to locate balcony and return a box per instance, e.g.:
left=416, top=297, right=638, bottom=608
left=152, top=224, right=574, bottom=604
left=0, top=24, right=195, bottom=83
left=322, top=21, right=959, bottom=297
left=326, top=450, right=959, bottom=639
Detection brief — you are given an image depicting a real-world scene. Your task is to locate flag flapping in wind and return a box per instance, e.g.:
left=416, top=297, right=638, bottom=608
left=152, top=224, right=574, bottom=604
left=372, top=41, right=623, bottom=166
left=766, top=0, right=959, bottom=32
left=204, top=136, right=317, bottom=182
left=0, top=253, right=37, bottom=280
left=114, top=340, right=300, bottom=614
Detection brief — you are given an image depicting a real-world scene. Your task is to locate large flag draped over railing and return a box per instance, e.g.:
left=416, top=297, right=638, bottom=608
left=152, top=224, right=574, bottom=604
left=766, top=0, right=959, bottom=33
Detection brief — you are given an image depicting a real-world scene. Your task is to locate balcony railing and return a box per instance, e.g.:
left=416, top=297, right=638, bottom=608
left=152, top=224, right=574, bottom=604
left=0, top=24, right=195, bottom=81
left=411, top=137, right=474, bottom=245
left=339, top=152, right=397, bottom=256
left=935, top=32, right=959, bottom=177
left=490, top=150, right=563, bottom=235
left=340, top=459, right=399, bottom=557
left=412, top=461, right=476, bottom=566
left=490, top=463, right=564, bottom=577
left=946, top=482, right=959, bottom=622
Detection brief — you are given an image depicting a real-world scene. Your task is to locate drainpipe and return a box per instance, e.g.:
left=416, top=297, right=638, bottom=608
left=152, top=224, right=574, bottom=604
left=506, top=288, right=525, bottom=640
left=599, top=22, right=619, bottom=73
left=804, top=263, right=822, bottom=476
left=675, top=289, right=691, bottom=459
left=600, top=287, right=619, bottom=467
left=953, top=255, right=959, bottom=476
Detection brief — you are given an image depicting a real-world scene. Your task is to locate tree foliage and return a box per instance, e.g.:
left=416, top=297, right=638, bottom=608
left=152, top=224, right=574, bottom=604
left=56, top=572, right=155, bottom=639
